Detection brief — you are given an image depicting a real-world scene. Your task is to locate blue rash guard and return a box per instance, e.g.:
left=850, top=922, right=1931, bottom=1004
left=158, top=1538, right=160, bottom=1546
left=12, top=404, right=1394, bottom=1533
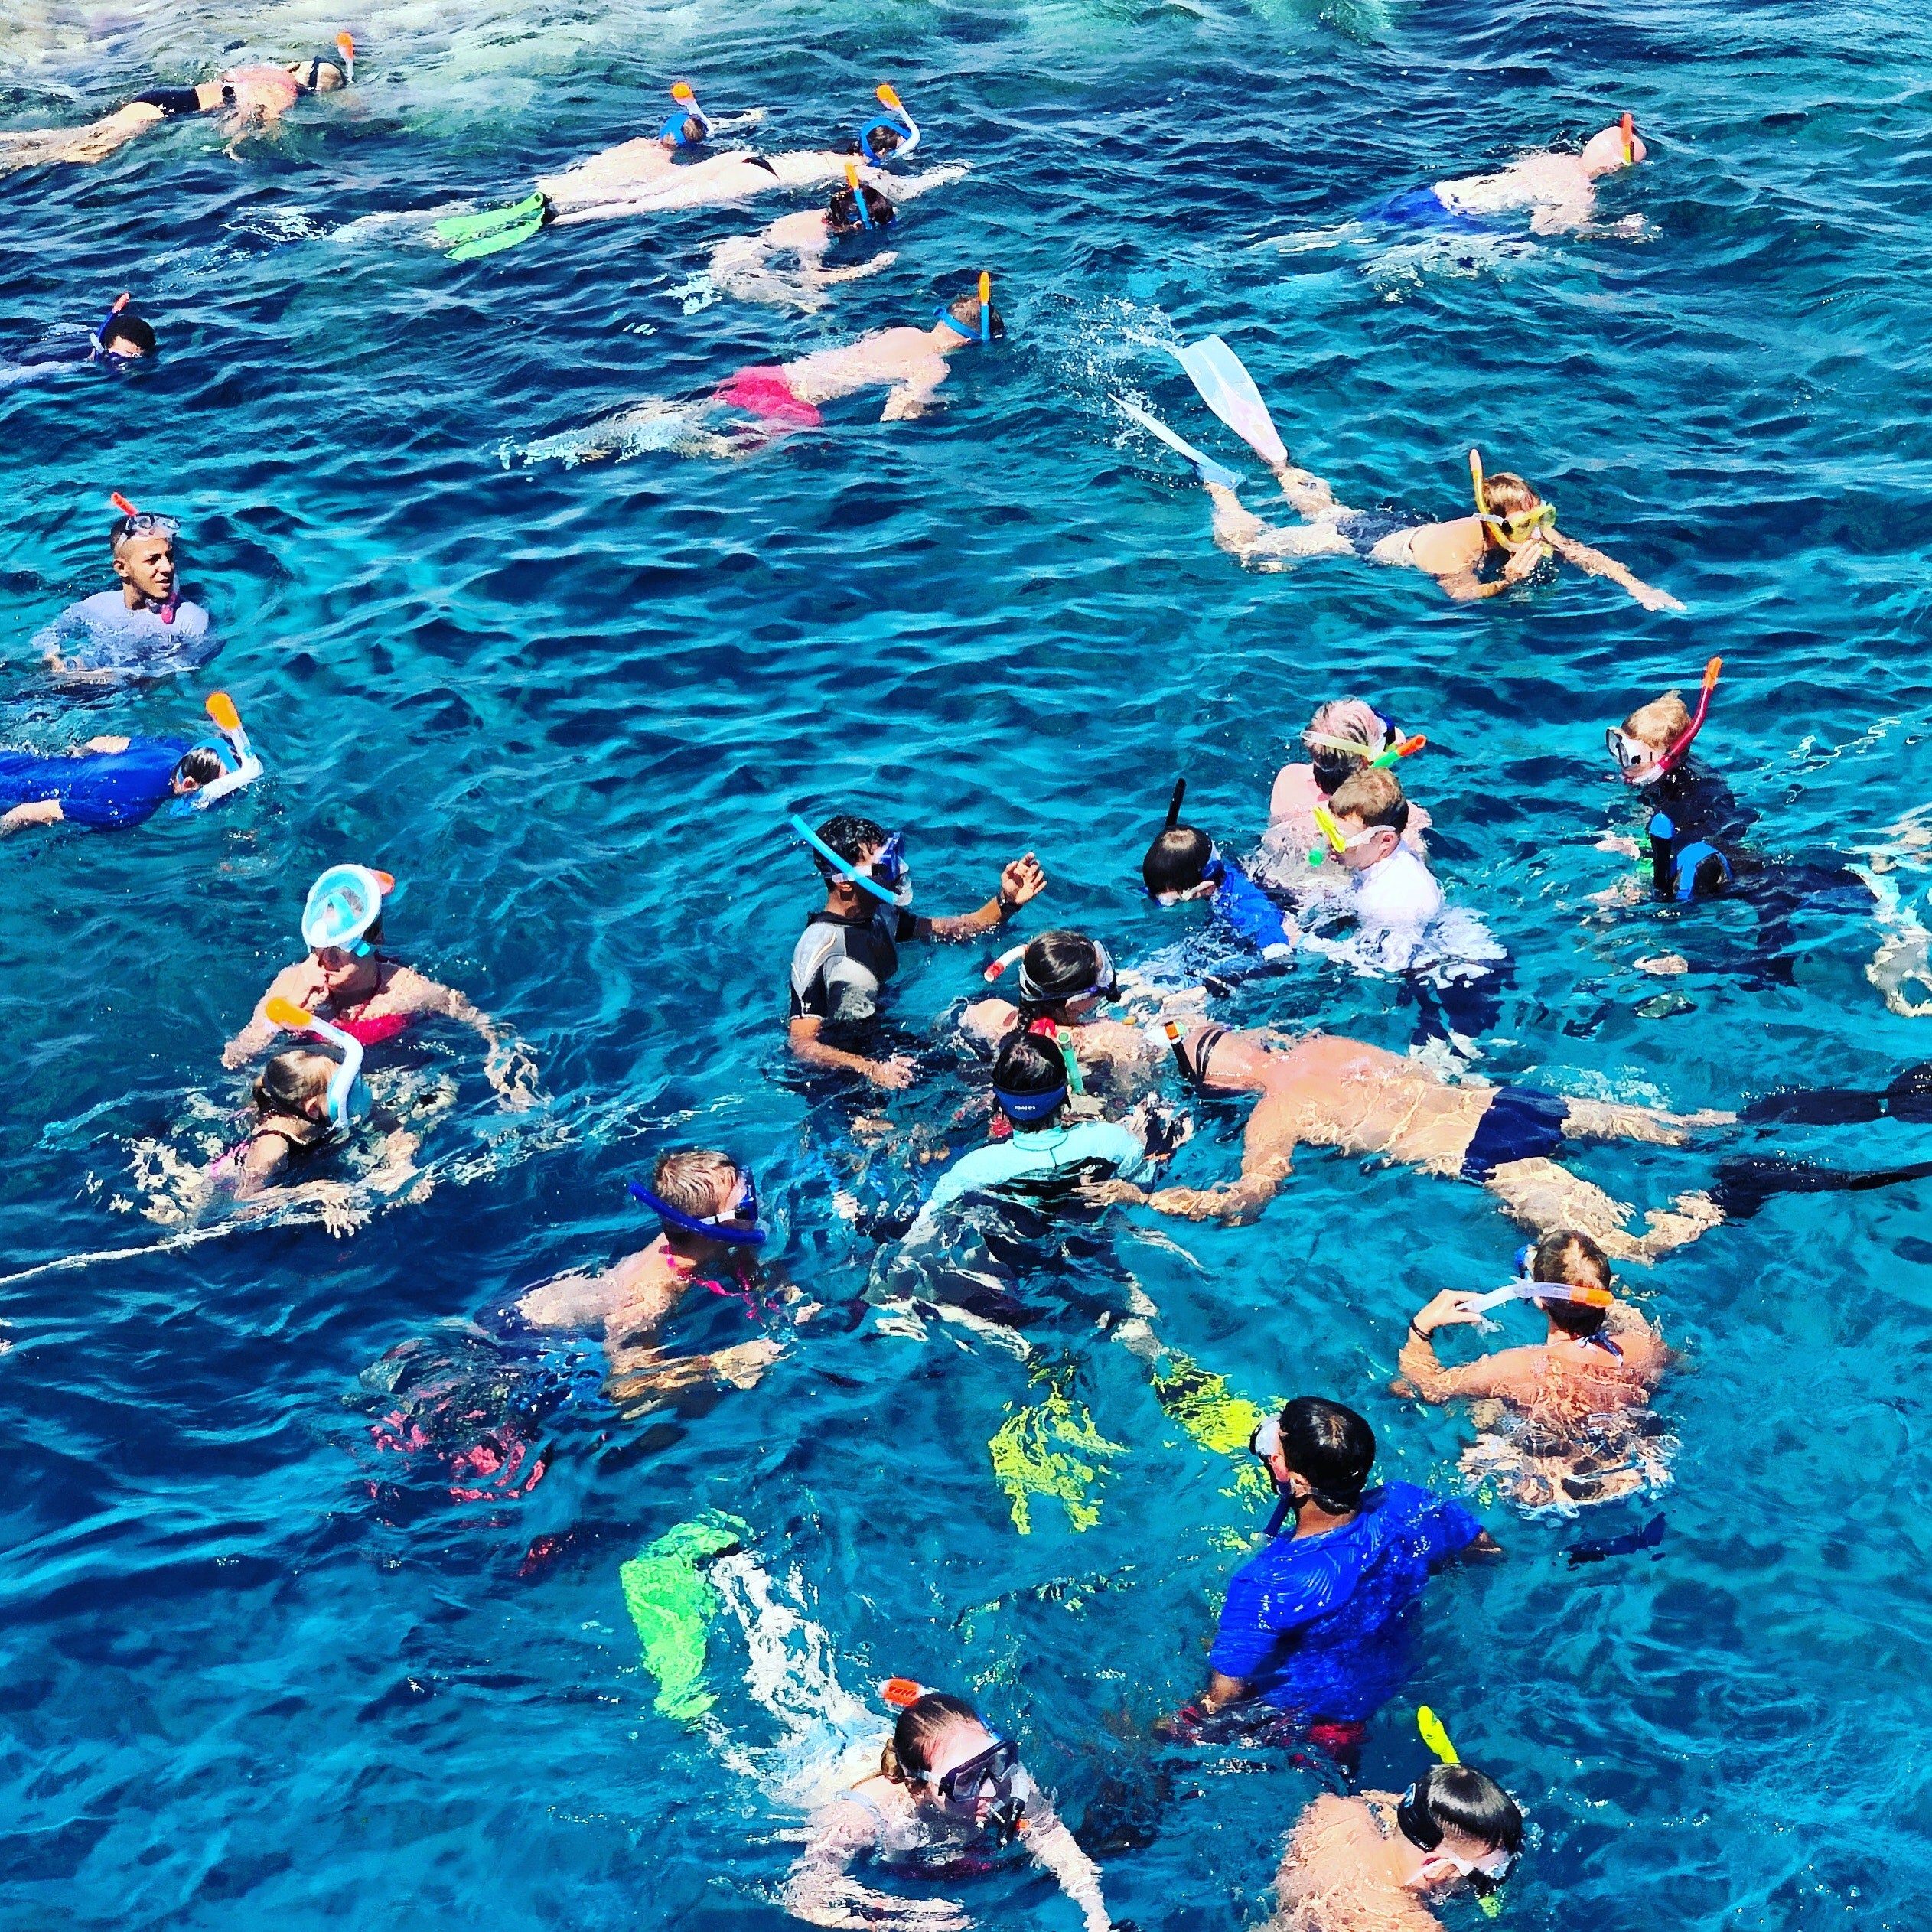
left=1207, top=1481, right=1484, bottom=1722
left=1204, top=855, right=1294, bottom=955
left=0, top=736, right=188, bottom=828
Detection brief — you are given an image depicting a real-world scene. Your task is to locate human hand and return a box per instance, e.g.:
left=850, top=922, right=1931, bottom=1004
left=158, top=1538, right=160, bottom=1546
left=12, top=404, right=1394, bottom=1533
left=868, top=1055, right=916, bottom=1091
left=1502, top=540, right=1546, bottom=584
left=1637, top=584, right=1687, bottom=614
left=1079, top=1178, right=1148, bottom=1208
left=486, top=1034, right=542, bottom=1111
left=999, top=852, right=1047, bottom=911
left=82, top=735, right=130, bottom=754
left=220, top=1037, right=251, bottom=1070
left=712, top=1338, right=784, bottom=1389
left=1410, top=1288, right=1486, bottom=1335
left=314, top=1184, right=370, bottom=1239
left=1595, top=833, right=1643, bottom=858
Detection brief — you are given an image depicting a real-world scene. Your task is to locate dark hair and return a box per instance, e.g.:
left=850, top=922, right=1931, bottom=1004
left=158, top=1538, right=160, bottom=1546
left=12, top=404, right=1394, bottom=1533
left=946, top=286, right=1006, bottom=341
left=171, top=745, right=226, bottom=788
left=882, top=1691, right=979, bottom=1782
left=1275, top=1396, right=1375, bottom=1511
left=1310, top=751, right=1357, bottom=797
left=104, top=311, right=156, bottom=356
left=1142, top=826, right=1212, bottom=896
left=827, top=184, right=897, bottom=234
left=1016, top=930, right=1110, bottom=1014
left=252, top=1050, right=324, bottom=1120
left=1406, top=1764, right=1523, bottom=1857
left=992, top=1030, right=1069, bottom=1125
left=813, top=813, right=888, bottom=875
left=1530, top=1229, right=1611, bottom=1339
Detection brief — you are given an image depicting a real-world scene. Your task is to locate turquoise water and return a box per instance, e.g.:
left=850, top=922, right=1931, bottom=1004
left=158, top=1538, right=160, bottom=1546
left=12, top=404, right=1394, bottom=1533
left=5, top=0, right=1932, bottom=1926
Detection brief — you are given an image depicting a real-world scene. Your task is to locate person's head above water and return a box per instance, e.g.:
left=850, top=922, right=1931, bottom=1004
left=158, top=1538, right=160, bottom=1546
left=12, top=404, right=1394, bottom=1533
left=881, top=1687, right=1027, bottom=1839
left=301, top=862, right=394, bottom=995
left=992, top=1028, right=1071, bottom=1131
left=99, top=308, right=155, bottom=358
left=1472, top=468, right=1552, bottom=551
left=169, top=743, right=228, bottom=796
left=1582, top=115, right=1648, bottom=177
left=1002, top=929, right=1119, bottom=1018
left=1396, top=1764, right=1524, bottom=1895
left=253, top=1049, right=337, bottom=1126
left=826, top=181, right=897, bottom=236
left=1526, top=1227, right=1614, bottom=1341
left=1303, top=697, right=1399, bottom=797
left=803, top=812, right=913, bottom=912
left=656, top=80, right=712, bottom=148
left=109, top=494, right=179, bottom=608
left=1609, top=691, right=1693, bottom=785
left=1142, top=777, right=1217, bottom=901
left=629, top=1146, right=764, bottom=1249
left=296, top=59, right=347, bottom=93
left=932, top=273, right=1005, bottom=348
left=1250, top=1395, right=1376, bottom=1516
left=1327, top=765, right=1410, bottom=870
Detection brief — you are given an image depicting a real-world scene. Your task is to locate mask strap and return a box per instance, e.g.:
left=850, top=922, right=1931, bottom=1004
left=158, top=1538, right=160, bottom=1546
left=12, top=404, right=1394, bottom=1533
left=628, top=1180, right=767, bottom=1245
left=789, top=814, right=899, bottom=904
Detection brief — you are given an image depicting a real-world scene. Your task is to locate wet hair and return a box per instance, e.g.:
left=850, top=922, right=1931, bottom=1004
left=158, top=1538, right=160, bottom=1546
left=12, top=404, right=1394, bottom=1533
left=946, top=286, right=1006, bottom=340
left=1479, top=471, right=1543, bottom=518
left=881, top=1691, right=980, bottom=1783
left=103, top=311, right=156, bottom=356
left=992, top=1030, right=1070, bottom=1126
left=306, top=59, right=347, bottom=93
left=839, top=125, right=903, bottom=160
left=1302, top=698, right=1391, bottom=796
left=253, top=1050, right=329, bottom=1120
left=1274, top=1396, right=1375, bottom=1512
left=1142, top=826, right=1213, bottom=896
left=651, top=1148, right=741, bottom=1219
left=813, top=813, right=888, bottom=877
left=1405, top=1764, right=1524, bottom=1857
left=1329, top=764, right=1409, bottom=835
left=1015, top=930, right=1110, bottom=1015
left=1529, top=1229, right=1612, bottom=1339
left=826, top=184, right=896, bottom=234
left=1622, top=692, right=1692, bottom=751
left=171, top=745, right=226, bottom=789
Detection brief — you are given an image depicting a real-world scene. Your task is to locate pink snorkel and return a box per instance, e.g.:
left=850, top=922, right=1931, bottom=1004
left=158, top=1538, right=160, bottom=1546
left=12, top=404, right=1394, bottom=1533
left=1656, top=656, right=1722, bottom=775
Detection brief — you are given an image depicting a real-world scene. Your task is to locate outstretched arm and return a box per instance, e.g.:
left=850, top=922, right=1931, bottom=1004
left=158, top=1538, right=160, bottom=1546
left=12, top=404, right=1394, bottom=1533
left=788, top=1015, right=916, bottom=1090
left=1549, top=529, right=1684, bottom=611
left=782, top=1798, right=970, bottom=1932
left=0, top=800, right=64, bottom=834
left=415, top=976, right=540, bottom=1109
left=1023, top=1796, right=1113, bottom=1932
left=926, top=853, right=1048, bottom=940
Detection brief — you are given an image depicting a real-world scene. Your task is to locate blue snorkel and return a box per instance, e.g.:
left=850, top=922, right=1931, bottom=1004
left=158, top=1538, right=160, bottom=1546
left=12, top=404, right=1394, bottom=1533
left=629, top=1173, right=767, bottom=1245
left=789, top=813, right=913, bottom=907
left=842, top=159, right=874, bottom=231
left=262, top=997, right=367, bottom=1131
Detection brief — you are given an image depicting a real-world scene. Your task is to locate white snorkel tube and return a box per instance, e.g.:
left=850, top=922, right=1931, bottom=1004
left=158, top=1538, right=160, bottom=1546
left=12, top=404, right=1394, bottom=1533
left=862, top=83, right=919, bottom=160
left=175, top=689, right=266, bottom=815
left=264, top=995, right=367, bottom=1130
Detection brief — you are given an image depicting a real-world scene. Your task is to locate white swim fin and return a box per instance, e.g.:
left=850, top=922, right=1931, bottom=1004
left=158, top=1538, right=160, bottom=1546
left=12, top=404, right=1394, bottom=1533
left=1173, top=335, right=1289, bottom=471
left=1113, top=395, right=1244, bottom=491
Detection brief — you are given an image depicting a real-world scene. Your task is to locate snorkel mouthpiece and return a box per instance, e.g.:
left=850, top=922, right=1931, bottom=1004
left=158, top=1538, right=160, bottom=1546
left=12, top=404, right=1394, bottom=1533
left=264, top=995, right=366, bottom=1129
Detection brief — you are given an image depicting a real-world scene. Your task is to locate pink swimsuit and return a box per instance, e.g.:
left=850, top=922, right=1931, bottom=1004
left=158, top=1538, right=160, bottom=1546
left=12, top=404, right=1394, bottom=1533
left=714, top=365, right=823, bottom=428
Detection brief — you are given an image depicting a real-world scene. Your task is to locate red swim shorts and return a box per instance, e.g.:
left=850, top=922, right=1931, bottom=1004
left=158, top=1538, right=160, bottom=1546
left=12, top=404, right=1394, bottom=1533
left=714, top=364, right=823, bottom=428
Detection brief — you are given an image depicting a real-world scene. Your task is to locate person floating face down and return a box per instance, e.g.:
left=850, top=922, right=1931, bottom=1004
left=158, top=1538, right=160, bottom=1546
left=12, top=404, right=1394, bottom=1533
left=1379, top=112, right=1649, bottom=238
left=706, top=174, right=900, bottom=311
left=782, top=1686, right=1118, bottom=1932
left=223, top=863, right=539, bottom=1109
left=786, top=810, right=1047, bottom=1090
left=35, top=494, right=217, bottom=683
left=1262, top=696, right=1433, bottom=876
left=1156, top=1398, right=1500, bottom=1773
left=1270, top=1761, right=1526, bottom=1932
left=1397, top=1228, right=1676, bottom=1510
left=1142, top=777, right=1297, bottom=966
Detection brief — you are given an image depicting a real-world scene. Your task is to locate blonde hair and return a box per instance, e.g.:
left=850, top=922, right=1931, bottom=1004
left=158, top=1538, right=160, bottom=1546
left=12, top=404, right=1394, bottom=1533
left=1330, top=764, right=1407, bottom=828
left=1621, top=692, right=1691, bottom=751
left=1481, top=471, right=1543, bottom=516
left=650, top=1148, right=740, bottom=1218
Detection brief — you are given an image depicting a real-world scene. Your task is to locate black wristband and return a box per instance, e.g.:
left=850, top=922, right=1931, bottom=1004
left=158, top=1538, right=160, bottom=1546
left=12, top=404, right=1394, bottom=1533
left=1408, top=1319, right=1433, bottom=1343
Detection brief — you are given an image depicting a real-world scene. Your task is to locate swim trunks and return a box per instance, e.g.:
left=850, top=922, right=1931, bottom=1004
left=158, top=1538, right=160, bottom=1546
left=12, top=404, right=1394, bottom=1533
left=1373, top=185, right=1493, bottom=236
left=1459, top=1083, right=1570, bottom=1180
left=1335, top=508, right=1418, bottom=558
left=715, top=364, right=823, bottom=428
left=132, top=86, right=212, bottom=117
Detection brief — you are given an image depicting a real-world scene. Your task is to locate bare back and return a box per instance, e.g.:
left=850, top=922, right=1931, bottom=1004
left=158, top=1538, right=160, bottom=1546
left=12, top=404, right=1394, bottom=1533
left=1270, top=1794, right=1438, bottom=1932
left=781, top=325, right=947, bottom=406
left=1437, top=151, right=1594, bottom=217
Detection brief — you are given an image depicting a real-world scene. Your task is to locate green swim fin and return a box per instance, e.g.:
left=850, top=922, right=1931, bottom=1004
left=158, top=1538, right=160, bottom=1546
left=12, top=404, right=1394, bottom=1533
left=618, top=1511, right=750, bottom=1724
left=436, top=191, right=550, bottom=261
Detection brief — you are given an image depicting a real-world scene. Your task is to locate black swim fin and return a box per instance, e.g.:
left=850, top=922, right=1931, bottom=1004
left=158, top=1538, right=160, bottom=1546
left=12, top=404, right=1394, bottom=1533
left=1711, top=1153, right=1932, bottom=1220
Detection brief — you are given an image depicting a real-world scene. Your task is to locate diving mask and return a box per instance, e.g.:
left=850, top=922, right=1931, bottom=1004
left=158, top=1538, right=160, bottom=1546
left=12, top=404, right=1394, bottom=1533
left=858, top=82, right=919, bottom=162
left=301, top=863, right=393, bottom=956
left=985, top=939, right=1118, bottom=1005
left=628, top=1170, right=767, bottom=1246
left=1306, top=804, right=1377, bottom=866
left=935, top=271, right=995, bottom=344
left=790, top=815, right=914, bottom=908
left=171, top=690, right=265, bottom=816
left=108, top=490, right=178, bottom=546
left=658, top=80, right=712, bottom=145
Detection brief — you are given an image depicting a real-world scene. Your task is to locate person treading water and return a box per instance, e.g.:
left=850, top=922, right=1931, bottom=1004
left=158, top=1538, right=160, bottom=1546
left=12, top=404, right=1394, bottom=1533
left=1377, top=113, right=1648, bottom=239
left=0, top=42, right=351, bottom=176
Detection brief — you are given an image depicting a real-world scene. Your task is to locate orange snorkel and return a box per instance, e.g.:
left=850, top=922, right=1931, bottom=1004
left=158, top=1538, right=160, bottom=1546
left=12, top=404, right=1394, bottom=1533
left=1621, top=111, right=1635, bottom=166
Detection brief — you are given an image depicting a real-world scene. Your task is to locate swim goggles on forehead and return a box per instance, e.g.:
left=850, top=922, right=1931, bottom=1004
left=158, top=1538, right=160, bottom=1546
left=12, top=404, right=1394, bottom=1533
left=789, top=814, right=913, bottom=907
left=658, top=80, right=712, bottom=145
left=108, top=490, right=178, bottom=545
left=858, top=83, right=920, bottom=161
left=172, top=689, right=266, bottom=816
left=263, top=996, right=367, bottom=1130
left=935, top=272, right=994, bottom=344
left=628, top=1171, right=767, bottom=1245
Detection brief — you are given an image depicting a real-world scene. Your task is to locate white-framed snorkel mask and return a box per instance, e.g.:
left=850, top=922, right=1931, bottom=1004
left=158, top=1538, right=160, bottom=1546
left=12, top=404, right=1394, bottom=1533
left=263, top=995, right=367, bottom=1131
left=171, top=690, right=265, bottom=817
left=302, top=863, right=394, bottom=957
left=790, top=813, right=914, bottom=909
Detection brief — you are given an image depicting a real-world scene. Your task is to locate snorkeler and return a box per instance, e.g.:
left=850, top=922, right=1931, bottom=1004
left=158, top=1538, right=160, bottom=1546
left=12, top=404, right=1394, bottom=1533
left=1379, top=114, right=1649, bottom=239
left=32, top=493, right=217, bottom=683
left=783, top=1683, right=1117, bottom=1932
left=434, top=81, right=960, bottom=262
left=1142, top=778, right=1298, bottom=961
left=0, top=42, right=350, bottom=175
left=787, top=811, right=1047, bottom=1089
left=2, top=293, right=161, bottom=391
left=705, top=171, right=903, bottom=312
left=1094, top=1022, right=1729, bottom=1263
left=1397, top=1229, right=1676, bottom=1509
left=211, top=1001, right=370, bottom=1197
left=962, top=930, right=1163, bottom=1091
left=1119, top=344, right=1683, bottom=609
left=223, top=863, right=539, bottom=1109
left=0, top=691, right=260, bottom=835
left=533, top=278, right=1006, bottom=461
left=1159, top=1398, right=1497, bottom=1770
left=1268, top=1762, right=1524, bottom=1932
left=1259, top=696, right=1432, bottom=878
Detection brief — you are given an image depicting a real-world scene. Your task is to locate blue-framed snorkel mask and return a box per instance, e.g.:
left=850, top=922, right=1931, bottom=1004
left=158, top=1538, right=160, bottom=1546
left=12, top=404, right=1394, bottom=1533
left=789, top=813, right=914, bottom=909
left=628, top=1169, right=767, bottom=1245
left=171, top=690, right=265, bottom=817
left=858, top=83, right=919, bottom=162
left=934, top=271, right=994, bottom=344
left=302, top=862, right=393, bottom=959
left=658, top=80, right=712, bottom=146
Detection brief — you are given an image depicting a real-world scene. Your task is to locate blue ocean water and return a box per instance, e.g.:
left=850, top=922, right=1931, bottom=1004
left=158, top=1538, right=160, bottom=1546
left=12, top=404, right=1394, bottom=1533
left=4, top=0, right=1932, bottom=1926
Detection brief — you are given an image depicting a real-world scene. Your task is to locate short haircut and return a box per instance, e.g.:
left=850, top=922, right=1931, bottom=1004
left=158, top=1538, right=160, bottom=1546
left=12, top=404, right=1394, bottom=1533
left=946, top=287, right=1006, bottom=340
left=104, top=311, right=156, bottom=355
left=992, top=1030, right=1069, bottom=1126
left=1274, top=1396, right=1375, bottom=1511
left=650, top=1148, right=739, bottom=1217
left=1142, top=825, right=1212, bottom=895
left=173, top=745, right=226, bottom=787
left=1529, top=1228, right=1611, bottom=1338
left=1481, top=471, right=1542, bottom=517
left=1329, top=764, right=1409, bottom=833
left=826, top=184, right=896, bottom=233
left=1622, top=692, right=1692, bottom=750
left=813, top=813, right=888, bottom=873
left=1412, top=1764, right=1524, bottom=1856
left=1017, top=930, right=1109, bottom=1010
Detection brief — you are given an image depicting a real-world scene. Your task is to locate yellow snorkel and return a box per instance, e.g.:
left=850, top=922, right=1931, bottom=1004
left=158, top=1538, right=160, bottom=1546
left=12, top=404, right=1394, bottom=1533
left=1306, top=803, right=1349, bottom=867
left=1469, top=448, right=1556, bottom=547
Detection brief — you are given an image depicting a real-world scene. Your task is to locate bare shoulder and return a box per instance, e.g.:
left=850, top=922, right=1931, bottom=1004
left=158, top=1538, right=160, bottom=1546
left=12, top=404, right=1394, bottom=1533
left=959, top=996, right=1016, bottom=1043
left=1406, top=516, right=1487, bottom=575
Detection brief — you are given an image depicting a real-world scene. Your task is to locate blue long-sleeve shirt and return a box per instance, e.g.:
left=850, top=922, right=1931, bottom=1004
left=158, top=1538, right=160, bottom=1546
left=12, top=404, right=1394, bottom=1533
left=1205, top=855, right=1294, bottom=954
left=1208, top=1481, right=1483, bottom=1722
